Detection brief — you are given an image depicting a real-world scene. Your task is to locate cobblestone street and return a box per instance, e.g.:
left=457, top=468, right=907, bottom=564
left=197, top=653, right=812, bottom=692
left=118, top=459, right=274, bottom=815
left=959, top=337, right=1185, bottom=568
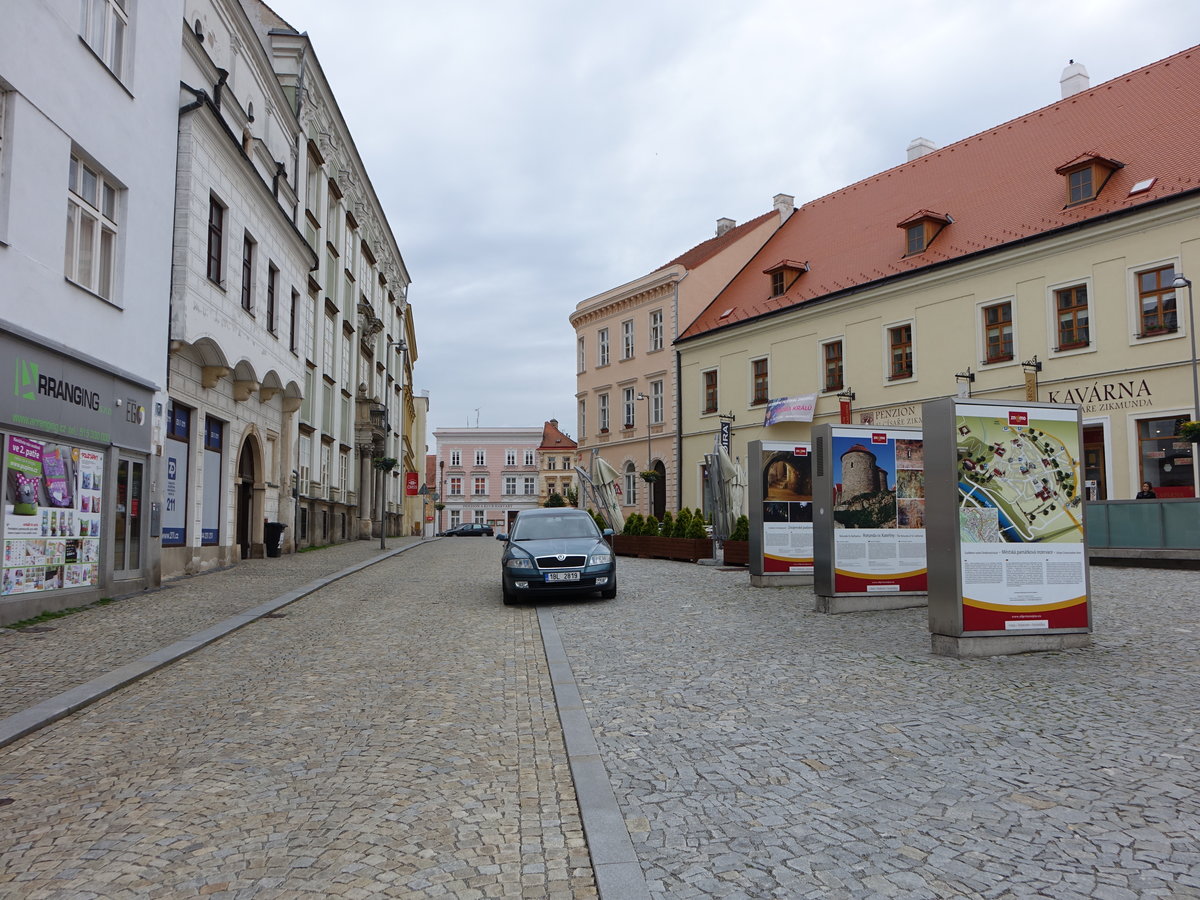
left=1, top=538, right=1199, bottom=898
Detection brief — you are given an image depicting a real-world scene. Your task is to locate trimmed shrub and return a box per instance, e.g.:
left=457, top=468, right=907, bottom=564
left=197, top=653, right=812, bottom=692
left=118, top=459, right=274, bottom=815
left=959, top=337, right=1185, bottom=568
left=659, top=511, right=675, bottom=536
left=730, top=515, right=750, bottom=541
left=673, top=507, right=693, bottom=538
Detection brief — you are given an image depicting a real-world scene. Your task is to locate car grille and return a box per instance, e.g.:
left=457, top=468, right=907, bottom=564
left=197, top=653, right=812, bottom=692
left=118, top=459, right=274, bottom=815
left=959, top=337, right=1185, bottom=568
left=535, top=554, right=588, bottom=569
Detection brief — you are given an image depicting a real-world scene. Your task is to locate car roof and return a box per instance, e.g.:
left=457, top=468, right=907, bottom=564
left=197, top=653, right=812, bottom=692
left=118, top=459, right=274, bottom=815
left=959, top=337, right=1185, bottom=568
left=514, top=508, right=590, bottom=519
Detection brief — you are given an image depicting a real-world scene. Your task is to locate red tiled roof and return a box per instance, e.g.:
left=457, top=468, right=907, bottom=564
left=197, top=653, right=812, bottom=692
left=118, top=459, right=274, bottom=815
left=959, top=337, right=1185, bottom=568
left=538, top=419, right=577, bottom=451
left=656, top=210, right=777, bottom=273
left=681, top=46, right=1200, bottom=341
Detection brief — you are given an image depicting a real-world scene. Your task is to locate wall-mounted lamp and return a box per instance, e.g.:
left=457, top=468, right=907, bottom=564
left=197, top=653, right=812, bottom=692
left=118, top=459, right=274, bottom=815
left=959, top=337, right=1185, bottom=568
left=955, top=368, right=975, bottom=398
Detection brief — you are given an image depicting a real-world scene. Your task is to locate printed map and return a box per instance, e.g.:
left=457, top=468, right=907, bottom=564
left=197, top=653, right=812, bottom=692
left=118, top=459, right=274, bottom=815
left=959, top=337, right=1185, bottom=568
left=956, top=415, right=1083, bottom=543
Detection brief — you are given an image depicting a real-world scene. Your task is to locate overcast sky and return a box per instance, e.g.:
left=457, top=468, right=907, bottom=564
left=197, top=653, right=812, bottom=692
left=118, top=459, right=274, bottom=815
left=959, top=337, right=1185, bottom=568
left=267, top=0, right=1200, bottom=448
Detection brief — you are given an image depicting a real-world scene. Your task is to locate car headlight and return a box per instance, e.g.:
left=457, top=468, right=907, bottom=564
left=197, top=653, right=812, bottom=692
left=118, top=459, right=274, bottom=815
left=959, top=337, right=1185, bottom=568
left=505, top=556, right=535, bottom=569
left=589, top=552, right=612, bottom=565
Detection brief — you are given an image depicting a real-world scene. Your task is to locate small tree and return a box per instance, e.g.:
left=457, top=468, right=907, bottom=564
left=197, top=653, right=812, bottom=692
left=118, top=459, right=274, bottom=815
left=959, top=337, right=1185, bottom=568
left=564, top=485, right=579, bottom=507
left=730, top=515, right=750, bottom=541
left=686, top=509, right=708, bottom=539
left=659, top=510, right=675, bottom=536
left=622, top=512, right=644, bottom=536
left=545, top=492, right=566, bottom=508
left=673, top=507, right=693, bottom=538
left=644, top=515, right=660, bottom=536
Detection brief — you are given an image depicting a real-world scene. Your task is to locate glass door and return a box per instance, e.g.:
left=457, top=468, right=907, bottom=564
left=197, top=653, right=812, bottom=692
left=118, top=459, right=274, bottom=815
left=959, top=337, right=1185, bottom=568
left=114, top=457, right=144, bottom=576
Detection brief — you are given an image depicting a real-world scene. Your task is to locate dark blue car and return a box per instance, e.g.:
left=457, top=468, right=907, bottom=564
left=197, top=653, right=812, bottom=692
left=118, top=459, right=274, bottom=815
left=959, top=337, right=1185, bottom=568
left=496, top=508, right=616, bottom=604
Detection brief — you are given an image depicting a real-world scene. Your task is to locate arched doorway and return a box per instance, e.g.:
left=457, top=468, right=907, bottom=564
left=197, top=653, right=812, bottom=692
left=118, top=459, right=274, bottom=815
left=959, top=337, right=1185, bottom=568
left=235, top=438, right=260, bottom=559
left=651, top=460, right=666, bottom=520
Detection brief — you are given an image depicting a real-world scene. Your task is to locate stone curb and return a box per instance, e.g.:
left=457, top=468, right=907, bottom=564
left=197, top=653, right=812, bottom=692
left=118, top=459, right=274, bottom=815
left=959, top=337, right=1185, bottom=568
left=0, top=542, right=423, bottom=750
left=538, top=605, right=651, bottom=900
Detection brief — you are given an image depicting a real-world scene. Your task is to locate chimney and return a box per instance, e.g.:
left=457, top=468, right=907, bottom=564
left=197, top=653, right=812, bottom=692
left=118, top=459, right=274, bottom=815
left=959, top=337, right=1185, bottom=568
left=906, top=137, right=938, bottom=161
left=773, top=193, right=795, bottom=222
left=1060, top=59, right=1089, bottom=98
left=716, top=217, right=736, bottom=237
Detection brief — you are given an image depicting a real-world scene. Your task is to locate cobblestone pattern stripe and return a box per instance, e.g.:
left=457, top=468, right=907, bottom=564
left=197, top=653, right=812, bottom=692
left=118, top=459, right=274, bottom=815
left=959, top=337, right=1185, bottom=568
left=538, top=606, right=651, bottom=900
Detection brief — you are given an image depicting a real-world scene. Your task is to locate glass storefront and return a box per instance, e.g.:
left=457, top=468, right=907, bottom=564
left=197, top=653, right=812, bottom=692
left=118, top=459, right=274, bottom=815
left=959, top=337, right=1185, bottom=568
left=1137, top=416, right=1195, bottom=498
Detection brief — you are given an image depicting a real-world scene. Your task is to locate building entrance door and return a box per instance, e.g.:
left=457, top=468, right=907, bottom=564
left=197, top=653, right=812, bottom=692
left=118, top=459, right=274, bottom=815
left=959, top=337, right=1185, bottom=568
left=1083, top=425, right=1107, bottom=500
left=113, top=457, right=145, bottom=578
left=236, top=442, right=256, bottom=558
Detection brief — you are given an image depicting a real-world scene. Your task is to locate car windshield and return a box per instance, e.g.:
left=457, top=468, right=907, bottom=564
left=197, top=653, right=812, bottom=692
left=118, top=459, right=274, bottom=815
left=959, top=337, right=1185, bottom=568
left=512, top=516, right=599, bottom=541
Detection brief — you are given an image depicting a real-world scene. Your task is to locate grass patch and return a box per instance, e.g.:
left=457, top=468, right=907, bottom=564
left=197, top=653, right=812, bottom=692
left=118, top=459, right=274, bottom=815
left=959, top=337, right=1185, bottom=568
left=4, top=597, right=115, bottom=631
left=297, top=543, right=336, bottom=553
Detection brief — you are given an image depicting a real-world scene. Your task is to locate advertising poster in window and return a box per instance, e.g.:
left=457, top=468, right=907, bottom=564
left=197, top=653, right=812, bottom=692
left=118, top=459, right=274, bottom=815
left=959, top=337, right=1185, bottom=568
left=955, top=403, right=1087, bottom=631
left=202, top=446, right=221, bottom=545
left=3, top=436, right=103, bottom=596
left=163, top=444, right=187, bottom=546
left=759, top=442, right=814, bottom=574
left=830, top=428, right=926, bottom=593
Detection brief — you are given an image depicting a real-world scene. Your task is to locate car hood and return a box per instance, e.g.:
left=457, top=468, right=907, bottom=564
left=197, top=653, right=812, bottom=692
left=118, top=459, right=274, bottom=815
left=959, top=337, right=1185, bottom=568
left=508, top=538, right=608, bottom=557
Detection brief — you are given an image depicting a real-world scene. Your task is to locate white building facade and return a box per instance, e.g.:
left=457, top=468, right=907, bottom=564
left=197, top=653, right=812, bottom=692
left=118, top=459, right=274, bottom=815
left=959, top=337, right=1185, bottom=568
left=164, top=0, right=315, bottom=574
left=0, top=0, right=183, bottom=624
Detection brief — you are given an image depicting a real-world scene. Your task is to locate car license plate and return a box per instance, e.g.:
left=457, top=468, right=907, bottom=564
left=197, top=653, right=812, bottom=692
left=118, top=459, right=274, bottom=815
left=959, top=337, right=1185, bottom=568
left=546, top=572, right=580, bottom=582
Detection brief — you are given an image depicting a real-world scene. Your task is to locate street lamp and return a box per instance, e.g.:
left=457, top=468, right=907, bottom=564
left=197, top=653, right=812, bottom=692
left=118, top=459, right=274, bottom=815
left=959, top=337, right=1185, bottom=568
left=1171, top=273, right=1198, bottom=496
left=386, top=338, right=409, bottom=548
left=637, top=391, right=653, bottom=513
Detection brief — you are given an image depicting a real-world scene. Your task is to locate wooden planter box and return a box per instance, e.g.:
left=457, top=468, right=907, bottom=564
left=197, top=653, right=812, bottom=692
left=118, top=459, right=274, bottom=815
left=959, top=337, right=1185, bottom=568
left=613, top=535, right=713, bottom=562
left=722, top=540, right=750, bottom=566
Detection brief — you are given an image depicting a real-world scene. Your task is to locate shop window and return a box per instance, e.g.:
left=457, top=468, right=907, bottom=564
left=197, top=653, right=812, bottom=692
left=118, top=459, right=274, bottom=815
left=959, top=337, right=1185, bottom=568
left=1138, top=416, right=1195, bottom=498
left=163, top=401, right=192, bottom=546
left=201, top=417, right=223, bottom=546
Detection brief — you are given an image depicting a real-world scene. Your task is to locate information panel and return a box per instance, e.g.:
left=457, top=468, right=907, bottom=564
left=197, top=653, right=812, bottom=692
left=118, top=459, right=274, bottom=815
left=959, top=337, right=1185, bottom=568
left=954, top=402, right=1088, bottom=631
left=750, top=441, right=814, bottom=575
left=814, top=425, right=926, bottom=595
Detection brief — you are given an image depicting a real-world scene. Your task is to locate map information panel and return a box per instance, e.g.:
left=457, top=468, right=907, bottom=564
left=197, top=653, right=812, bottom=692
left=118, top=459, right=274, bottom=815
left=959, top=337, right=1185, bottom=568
left=955, top=403, right=1088, bottom=631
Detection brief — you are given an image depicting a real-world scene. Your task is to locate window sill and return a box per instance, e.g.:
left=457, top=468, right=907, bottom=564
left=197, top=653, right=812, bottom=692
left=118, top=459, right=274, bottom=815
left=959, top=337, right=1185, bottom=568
left=887, top=373, right=914, bottom=382
left=983, top=355, right=1014, bottom=365
left=1138, top=328, right=1178, bottom=339
left=1054, top=341, right=1091, bottom=352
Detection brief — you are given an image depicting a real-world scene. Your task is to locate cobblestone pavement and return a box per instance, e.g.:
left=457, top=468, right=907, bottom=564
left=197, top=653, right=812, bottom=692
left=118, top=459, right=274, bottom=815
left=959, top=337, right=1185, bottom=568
left=0, top=540, right=418, bottom=720
left=0, top=538, right=597, bottom=898
left=550, top=560, right=1200, bottom=899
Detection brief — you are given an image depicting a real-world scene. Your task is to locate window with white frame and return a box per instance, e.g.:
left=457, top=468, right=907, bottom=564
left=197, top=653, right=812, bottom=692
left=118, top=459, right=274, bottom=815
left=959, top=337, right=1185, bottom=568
left=702, top=369, right=718, bottom=414
left=650, top=309, right=664, bottom=351
left=523, top=449, right=535, bottom=466
left=523, top=476, right=536, bottom=494
left=339, top=450, right=350, bottom=491
left=651, top=380, right=664, bottom=424
left=450, top=449, right=461, bottom=467
left=623, top=387, right=636, bottom=427
left=579, top=399, right=586, bottom=439
left=598, top=328, right=610, bottom=366
left=599, top=393, right=610, bottom=431
left=505, top=449, right=516, bottom=466
left=561, top=456, right=571, bottom=469
left=449, top=509, right=462, bottom=527
left=240, top=233, right=255, bottom=311
left=298, top=433, right=312, bottom=485
left=266, top=263, right=278, bottom=334
left=623, top=462, right=638, bottom=506
left=547, top=456, right=557, bottom=470
left=65, top=153, right=120, bottom=301
left=206, top=194, right=225, bottom=285
left=577, top=337, right=586, bottom=373
left=504, top=475, right=517, bottom=494
left=474, top=449, right=485, bottom=466
left=622, top=320, right=634, bottom=359
left=474, top=510, right=486, bottom=525
left=473, top=476, right=487, bottom=495
left=448, top=476, right=463, bottom=495
left=80, top=0, right=128, bottom=77
left=887, top=322, right=914, bottom=380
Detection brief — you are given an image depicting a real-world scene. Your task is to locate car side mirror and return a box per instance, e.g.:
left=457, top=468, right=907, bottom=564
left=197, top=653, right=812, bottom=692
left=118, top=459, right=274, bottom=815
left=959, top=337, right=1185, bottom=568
left=495, top=533, right=507, bottom=541
left=602, top=528, right=614, bottom=537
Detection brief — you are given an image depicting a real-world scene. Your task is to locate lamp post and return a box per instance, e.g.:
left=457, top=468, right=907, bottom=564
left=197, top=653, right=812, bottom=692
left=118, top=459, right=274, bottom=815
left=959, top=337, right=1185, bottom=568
left=1171, top=273, right=1198, bottom=496
left=387, top=337, right=409, bottom=548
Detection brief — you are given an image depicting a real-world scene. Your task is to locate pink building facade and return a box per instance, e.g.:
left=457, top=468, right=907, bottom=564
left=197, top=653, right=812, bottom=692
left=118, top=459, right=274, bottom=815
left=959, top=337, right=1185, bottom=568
left=433, top=426, right=543, bottom=533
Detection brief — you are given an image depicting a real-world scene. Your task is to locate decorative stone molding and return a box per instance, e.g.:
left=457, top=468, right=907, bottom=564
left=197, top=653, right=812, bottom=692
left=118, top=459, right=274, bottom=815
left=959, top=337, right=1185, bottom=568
left=232, top=379, right=259, bottom=402
left=201, top=365, right=231, bottom=388
left=282, top=397, right=302, bottom=414
left=258, top=385, right=281, bottom=403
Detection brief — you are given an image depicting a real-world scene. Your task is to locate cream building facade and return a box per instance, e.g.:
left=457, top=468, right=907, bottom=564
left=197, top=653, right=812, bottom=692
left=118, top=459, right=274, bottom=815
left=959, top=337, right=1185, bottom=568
left=571, top=198, right=791, bottom=520
left=677, top=50, right=1200, bottom=511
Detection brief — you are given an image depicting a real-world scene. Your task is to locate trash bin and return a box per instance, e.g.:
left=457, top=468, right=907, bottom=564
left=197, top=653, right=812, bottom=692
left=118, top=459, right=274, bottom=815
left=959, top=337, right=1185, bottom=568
left=264, top=521, right=287, bottom=557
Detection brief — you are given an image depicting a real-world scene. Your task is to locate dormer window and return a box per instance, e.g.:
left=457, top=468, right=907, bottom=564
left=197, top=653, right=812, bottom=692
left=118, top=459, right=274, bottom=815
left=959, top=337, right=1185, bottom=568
left=763, top=259, right=809, bottom=297
left=1055, top=153, right=1123, bottom=207
left=897, top=210, right=952, bottom=256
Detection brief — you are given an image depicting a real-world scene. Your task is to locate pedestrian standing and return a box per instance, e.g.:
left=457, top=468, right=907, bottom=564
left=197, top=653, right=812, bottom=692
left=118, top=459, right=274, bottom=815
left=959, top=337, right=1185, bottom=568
left=1136, top=481, right=1157, bottom=499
